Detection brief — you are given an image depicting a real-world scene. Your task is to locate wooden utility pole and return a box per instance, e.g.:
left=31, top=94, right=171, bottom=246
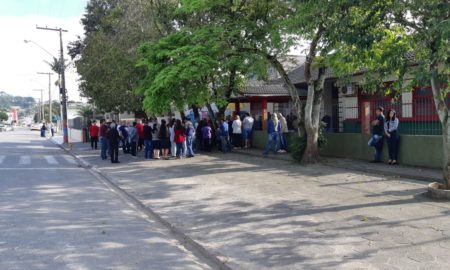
left=37, top=72, right=52, bottom=124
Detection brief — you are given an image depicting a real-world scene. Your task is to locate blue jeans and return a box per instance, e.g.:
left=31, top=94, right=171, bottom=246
left=368, top=134, right=383, bottom=161
left=280, top=132, right=288, bottom=151
left=186, top=136, right=194, bottom=157
left=243, top=128, right=252, bottom=140
left=100, top=137, right=108, bottom=159
left=176, top=142, right=184, bottom=157
left=144, top=139, right=153, bottom=159
left=220, top=136, right=231, bottom=153
left=264, top=132, right=279, bottom=155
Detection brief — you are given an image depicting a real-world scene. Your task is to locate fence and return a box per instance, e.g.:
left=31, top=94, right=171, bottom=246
left=340, top=97, right=442, bottom=135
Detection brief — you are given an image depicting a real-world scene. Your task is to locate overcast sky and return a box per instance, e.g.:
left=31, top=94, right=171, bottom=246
left=0, top=0, right=88, bottom=102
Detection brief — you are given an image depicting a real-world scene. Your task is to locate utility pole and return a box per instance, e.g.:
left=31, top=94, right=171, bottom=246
left=36, top=25, right=69, bottom=143
left=37, top=72, right=52, bottom=124
left=33, top=89, right=44, bottom=122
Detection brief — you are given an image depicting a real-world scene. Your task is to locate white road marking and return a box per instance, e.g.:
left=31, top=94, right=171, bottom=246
left=19, top=155, right=31, bottom=165
left=63, top=155, right=77, bottom=165
left=44, top=155, right=59, bottom=165
left=0, top=155, right=5, bottom=164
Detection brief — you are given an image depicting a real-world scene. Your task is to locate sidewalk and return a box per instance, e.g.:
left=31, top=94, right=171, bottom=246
left=52, top=138, right=450, bottom=270
left=233, top=147, right=442, bottom=183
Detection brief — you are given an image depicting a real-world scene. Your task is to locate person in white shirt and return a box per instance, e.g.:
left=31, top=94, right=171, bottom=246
left=232, top=115, right=242, bottom=148
left=278, top=113, right=288, bottom=152
left=242, top=113, right=254, bottom=148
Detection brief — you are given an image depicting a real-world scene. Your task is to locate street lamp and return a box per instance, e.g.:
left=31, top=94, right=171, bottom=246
left=23, top=39, right=56, bottom=59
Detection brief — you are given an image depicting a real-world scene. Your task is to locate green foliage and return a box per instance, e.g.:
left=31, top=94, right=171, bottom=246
left=290, top=124, right=328, bottom=162
left=70, top=0, right=173, bottom=113
left=0, top=111, right=8, bottom=121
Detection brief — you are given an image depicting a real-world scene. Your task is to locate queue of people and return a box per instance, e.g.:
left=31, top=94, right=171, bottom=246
left=87, top=114, right=261, bottom=163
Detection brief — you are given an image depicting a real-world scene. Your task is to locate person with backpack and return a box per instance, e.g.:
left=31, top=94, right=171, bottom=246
left=174, top=119, right=186, bottom=158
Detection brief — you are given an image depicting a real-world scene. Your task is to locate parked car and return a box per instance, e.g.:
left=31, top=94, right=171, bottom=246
left=30, top=123, right=41, bottom=131
left=0, top=123, right=5, bottom=132
left=4, top=124, right=13, bottom=131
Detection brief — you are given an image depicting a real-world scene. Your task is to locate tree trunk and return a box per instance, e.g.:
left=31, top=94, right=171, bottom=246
left=301, top=75, right=325, bottom=164
left=191, top=104, right=200, bottom=121
left=267, top=56, right=305, bottom=137
left=206, top=103, right=218, bottom=129
left=430, top=69, right=450, bottom=189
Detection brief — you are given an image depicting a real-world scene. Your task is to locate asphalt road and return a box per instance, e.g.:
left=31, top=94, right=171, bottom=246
left=0, top=128, right=211, bottom=270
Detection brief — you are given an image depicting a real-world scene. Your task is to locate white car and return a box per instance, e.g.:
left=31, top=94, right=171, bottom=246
left=30, top=123, right=41, bottom=131
left=4, top=124, right=13, bottom=131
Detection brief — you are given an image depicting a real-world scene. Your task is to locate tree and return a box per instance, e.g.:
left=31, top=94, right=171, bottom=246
left=0, top=111, right=8, bottom=122
left=332, top=0, right=450, bottom=188
left=69, top=0, right=176, bottom=113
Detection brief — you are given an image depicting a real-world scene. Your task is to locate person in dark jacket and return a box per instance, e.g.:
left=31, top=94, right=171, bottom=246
left=263, top=113, right=279, bottom=155
left=368, top=106, right=385, bottom=163
left=108, top=122, right=121, bottom=163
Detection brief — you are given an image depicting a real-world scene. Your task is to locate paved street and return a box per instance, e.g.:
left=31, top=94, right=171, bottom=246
left=68, top=137, right=450, bottom=270
left=0, top=129, right=212, bottom=270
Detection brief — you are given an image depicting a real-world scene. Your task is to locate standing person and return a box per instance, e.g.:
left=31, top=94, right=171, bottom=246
left=242, top=113, right=254, bottom=148
left=185, top=120, right=195, bottom=157
left=89, top=121, right=99, bottom=150
left=278, top=113, right=288, bottom=152
left=159, top=119, right=171, bottom=159
left=227, top=115, right=233, bottom=140
left=263, top=113, right=279, bottom=155
left=128, top=122, right=138, bottom=157
left=201, top=122, right=212, bottom=152
left=99, top=119, right=108, bottom=160
left=40, top=122, right=46, bottom=137
left=136, top=120, right=145, bottom=151
left=232, top=115, right=242, bottom=148
left=169, top=119, right=177, bottom=157
left=182, top=118, right=188, bottom=156
left=119, top=121, right=129, bottom=154
left=174, top=120, right=186, bottom=158
left=385, top=109, right=400, bottom=165
left=108, top=122, right=121, bottom=163
left=143, top=120, right=153, bottom=159
left=49, top=122, right=55, bottom=137
left=219, top=119, right=231, bottom=153
left=151, top=119, right=161, bottom=159
left=368, top=107, right=385, bottom=163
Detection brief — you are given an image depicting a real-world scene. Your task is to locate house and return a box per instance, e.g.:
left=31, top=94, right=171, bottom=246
left=231, top=57, right=443, bottom=168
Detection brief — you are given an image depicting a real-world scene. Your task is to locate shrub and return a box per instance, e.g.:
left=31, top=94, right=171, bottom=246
left=290, top=123, right=328, bottom=161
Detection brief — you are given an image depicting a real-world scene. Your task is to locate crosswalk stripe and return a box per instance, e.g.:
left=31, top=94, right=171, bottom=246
left=19, top=155, right=31, bottom=165
left=63, top=155, right=77, bottom=165
left=0, top=155, right=5, bottom=164
left=44, top=155, right=59, bottom=165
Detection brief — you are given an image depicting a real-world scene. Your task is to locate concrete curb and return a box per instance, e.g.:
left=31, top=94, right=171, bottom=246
left=232, top=149, right=439, bottom=183
left=51, top=139, right=233, bottom=270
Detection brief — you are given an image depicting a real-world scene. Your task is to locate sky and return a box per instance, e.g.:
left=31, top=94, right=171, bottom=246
left=0, top=0, right=88, bottom=102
